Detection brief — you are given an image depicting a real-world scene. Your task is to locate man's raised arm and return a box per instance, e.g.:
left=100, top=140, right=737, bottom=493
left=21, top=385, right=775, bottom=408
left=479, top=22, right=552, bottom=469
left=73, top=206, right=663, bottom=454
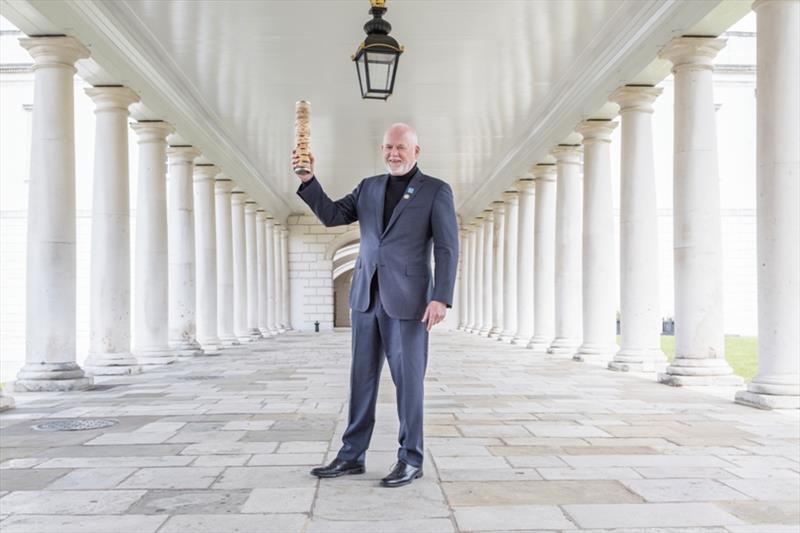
left=293, top=150, right=360, bottom=227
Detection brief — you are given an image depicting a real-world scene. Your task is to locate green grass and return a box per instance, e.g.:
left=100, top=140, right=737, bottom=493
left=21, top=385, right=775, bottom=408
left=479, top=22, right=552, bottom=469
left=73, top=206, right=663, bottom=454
left=617, top=335, right=759, bottom=382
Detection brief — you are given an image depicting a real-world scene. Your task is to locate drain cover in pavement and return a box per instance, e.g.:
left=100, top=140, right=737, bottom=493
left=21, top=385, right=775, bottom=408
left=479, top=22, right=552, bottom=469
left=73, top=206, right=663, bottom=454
left=32, top=418, right=119, bottom=432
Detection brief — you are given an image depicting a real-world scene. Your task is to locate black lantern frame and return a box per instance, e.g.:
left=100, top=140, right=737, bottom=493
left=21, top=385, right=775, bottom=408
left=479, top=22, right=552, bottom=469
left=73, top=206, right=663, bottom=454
left=352, top=1, right=404, bottom=100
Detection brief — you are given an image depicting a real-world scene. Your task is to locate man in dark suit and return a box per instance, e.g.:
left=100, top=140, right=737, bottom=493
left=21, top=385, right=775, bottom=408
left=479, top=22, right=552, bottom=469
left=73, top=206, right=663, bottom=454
left=294, top=123, right=458, bottom=487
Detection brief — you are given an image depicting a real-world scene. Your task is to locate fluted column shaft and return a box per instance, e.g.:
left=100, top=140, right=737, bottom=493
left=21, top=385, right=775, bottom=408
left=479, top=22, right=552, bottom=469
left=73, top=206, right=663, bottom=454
left=549, top=145, right=583, bottom=355
left=245, top=201, right=263, bottom=340
left=528, top=168, right=556, bottom=351
left=479, top=210, right=494, bottom=336
left=265, top=217, right=278, bottom=334
left=256, top=210, right=270, bottom=335
left=83, top=86, right=140, bottom=375
left=737, top=0, right=800, bottom=409
left=608, top=86, right=666, bottom=372
left=490, top=201, right=505, bottom=337
left=465, top=226, right=477, bottom=332
left=16, top=37, right=92, bottom=391
left=658, top=37, right=740, bottom=386
left=514, top=179, right=535, bottom=345
left=131, top=121, right=175, bottom=364
left=575, top=121, right=619, bottom=363
left=473, top=217, right=485, bottom=334
left=499, top=190, right=519, bottom=342
left=458, top=229, right=469, bottom=329
left=280, top=227, right=292, bottom=330
left=193, top=163, right=221, bottom=354
left=231, top=191, right=249, bottom=340
left=274, top=223, right=285, bottom=332
left=214, top=178, right=239, bottom=345
left=166, top=146, right=203, bottom=356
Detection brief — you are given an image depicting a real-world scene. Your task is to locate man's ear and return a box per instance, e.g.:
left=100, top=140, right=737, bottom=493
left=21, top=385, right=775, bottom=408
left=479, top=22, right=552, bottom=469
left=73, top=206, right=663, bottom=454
left=414, top=145, right=421, bottom=158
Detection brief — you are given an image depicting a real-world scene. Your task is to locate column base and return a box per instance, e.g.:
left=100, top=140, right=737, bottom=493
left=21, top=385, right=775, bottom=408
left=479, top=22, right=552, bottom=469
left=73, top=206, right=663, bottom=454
left=488, top=327, right=502, bottom=338
left=0, top=393, right=15, bottom=411
left=658, top=358, right=743, bottom=387
left=247, top=329, right=263, bottom=341
left=478, top=327, right=492, bottom=337
left=218, top=335, right=241, bottom=347
left=197, top=337, right=222, bottom=356
left=134, top=347, right=177, bottom=366
left=735, top=390, right=800, bottom=410
left=608, top=347, right=667, bottom=372
left=171, top=340, right=204, bottom=357
left=258, top=328, right=274, bottom=337
left=84, top=352, right=142, bottom=376
left=14, top=362, right=93, bottom=392
left=497, top=330, right=515, bottom=343
left=527, top=335, right=553, bottom=352
left=547, top=337, right=581, bottom=356
left=574, top=342, right=618, bottom=363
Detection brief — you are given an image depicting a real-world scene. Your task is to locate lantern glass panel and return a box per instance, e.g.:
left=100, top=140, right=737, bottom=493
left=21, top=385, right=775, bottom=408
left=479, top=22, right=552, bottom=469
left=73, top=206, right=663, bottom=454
left=365, top=50, right=396, bottom=92
left=356, top=54, right=369, bottom=96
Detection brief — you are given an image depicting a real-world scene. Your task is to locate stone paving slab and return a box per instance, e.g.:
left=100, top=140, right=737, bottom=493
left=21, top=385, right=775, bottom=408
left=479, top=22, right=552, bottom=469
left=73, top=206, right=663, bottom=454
left=0, top=330, right=798, bottom=533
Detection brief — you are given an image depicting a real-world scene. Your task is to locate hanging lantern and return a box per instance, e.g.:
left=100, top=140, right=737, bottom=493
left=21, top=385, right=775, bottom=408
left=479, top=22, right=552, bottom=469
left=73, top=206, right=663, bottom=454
left=352, top=0, right=404, bottom=100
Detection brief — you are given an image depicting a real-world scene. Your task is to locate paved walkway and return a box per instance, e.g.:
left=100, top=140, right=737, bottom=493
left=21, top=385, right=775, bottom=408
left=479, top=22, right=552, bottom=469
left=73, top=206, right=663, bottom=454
left=0, top=330, right=798, bottom=533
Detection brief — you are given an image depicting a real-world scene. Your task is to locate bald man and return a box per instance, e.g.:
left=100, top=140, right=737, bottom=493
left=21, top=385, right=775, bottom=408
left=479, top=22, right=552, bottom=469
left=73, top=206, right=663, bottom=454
left=293, top=123, right=458, bottom=487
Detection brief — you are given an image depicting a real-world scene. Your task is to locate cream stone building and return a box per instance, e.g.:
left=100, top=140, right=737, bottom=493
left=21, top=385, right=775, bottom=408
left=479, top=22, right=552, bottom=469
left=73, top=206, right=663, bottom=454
left=0, top=0, right=797, bottom=415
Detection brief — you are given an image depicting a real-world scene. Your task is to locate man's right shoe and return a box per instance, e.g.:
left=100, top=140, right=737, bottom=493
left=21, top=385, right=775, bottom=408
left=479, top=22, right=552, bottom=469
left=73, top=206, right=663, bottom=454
left=310, top=458, right=365, bottom=478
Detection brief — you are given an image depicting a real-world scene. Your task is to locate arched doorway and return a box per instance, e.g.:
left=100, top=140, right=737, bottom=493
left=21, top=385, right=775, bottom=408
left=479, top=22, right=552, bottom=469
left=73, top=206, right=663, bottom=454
left=330, top=237, right=360, bottom=328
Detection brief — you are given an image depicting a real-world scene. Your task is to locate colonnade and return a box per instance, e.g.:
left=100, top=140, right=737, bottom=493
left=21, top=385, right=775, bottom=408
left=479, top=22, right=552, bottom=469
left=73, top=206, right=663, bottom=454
left=458, top=7, right=800, bottom=410
left=12, top=35, right=291, bottom=393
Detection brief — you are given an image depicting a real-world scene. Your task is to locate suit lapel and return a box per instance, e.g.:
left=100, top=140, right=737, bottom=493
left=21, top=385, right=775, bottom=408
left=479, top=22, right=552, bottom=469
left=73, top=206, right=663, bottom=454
left=381, top=170, right=425, bottom=238
left=375, top=174, right=388, bottom=234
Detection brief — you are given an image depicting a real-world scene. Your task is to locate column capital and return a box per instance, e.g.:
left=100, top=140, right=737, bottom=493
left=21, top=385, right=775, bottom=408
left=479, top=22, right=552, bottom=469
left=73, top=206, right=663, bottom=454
left=482, top=209, right=494, bottom=222
left=231, top=190, right=247, bottom=205
left=167, top=145, right=201, bottom=163
left=532, top=164, right=556, bottom=182
left=752, top=0, right=794, bottom=11
left=265, top=216, right=275, bottom=227
left=577, top=119, right=618, bottom=143
left=131, top=120, right=174, bottom=143
left=244, top=200, right=258, bottom=214
left=516, top=177, right=537, bottom=190
left=492, top=200, right=506, bottom=214
left=85, top=86, right=139, bottom=111
left=281, top=227, right=289, bottom=236
left=659, top=36, right=726, bottom=72
left=610, top=85, right=663, bottom=113
left=551, top=144, right=582, bottom=164
left=193, top=164, right=219, bottom=182
left=214, top=178, right=234, bottom=194
left=502, top=189, right=519, bottom=203
left=19, top=36, right=89, bottom=69
left=256, top=209, right=267, bottom=221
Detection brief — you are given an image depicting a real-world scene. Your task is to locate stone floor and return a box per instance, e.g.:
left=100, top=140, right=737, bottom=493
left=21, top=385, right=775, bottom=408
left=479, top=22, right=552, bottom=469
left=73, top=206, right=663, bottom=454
left=0, top=330, right=798, bottom=533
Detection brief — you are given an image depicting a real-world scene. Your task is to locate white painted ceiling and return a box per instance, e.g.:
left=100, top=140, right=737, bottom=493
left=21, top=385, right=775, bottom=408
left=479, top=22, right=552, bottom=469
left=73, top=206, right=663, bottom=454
left=1, top=0, right=750, bottom=220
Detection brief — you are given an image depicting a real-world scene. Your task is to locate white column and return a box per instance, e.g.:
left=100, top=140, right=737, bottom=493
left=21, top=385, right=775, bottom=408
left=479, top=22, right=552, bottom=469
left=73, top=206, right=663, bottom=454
left=499, top=189, right=519, bottom=343
left=244, top=201, right=263, bottom=340
left=549, top=145, right=584, bottom=356
left=193, top=163, right=221, bottom=355
left=658, top=37, right=740, bottom=386
left=256, top=210, right=270, bottom=336
left=83, top=86, right=140, bottom=375
left=737, top=0, right=800, bottom=409
left=514, top=178, right=535, bottom=345
left=274, top=222, right=286, bottom=333
left=214, top=177, right=239, bottom=346
left=131, top=121, right=175, bottom=364
left=265, top=216, right=278, bottom=334
left=231, top=190, right=249, bottom=341
left=167, top=145, right=203, bottom=356
left=472, top=216, right=485, bottom=334
left=280, top=226, right=292, bottom=330
left=575, top=120, right=619, bottom=363
left=528, top=167, right=556, bottom=351
left=457, top=228, right=469, bottom=329
left=489, top=201, right=505, bottom=337
left=465, top=225, right=477, bottom=333
left=15, top=37, right=92, bottom=391
left=608, top=86, right=667, bottom=372
left=479, top=210, right=494, bottom=336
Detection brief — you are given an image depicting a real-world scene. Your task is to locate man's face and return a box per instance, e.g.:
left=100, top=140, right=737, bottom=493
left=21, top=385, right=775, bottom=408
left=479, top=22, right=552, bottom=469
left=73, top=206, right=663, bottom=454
left=382, top=129, right=420, bottom=176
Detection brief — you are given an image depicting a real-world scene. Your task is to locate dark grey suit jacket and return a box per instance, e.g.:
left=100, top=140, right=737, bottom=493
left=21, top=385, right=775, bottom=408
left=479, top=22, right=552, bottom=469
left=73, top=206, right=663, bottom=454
left=297, top=168, right=459, bottom=320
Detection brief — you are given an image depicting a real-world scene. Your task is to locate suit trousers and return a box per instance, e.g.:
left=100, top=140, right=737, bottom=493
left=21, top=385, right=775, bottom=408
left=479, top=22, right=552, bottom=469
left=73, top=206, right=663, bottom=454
left=336, top=283, right=429, bottom=468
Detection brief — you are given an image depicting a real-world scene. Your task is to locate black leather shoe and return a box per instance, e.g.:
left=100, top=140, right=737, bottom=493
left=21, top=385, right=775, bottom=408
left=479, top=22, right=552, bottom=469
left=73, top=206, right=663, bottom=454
left=380, top=461, right=423, bottom=488
left=310, top=458, right=365, bottom=478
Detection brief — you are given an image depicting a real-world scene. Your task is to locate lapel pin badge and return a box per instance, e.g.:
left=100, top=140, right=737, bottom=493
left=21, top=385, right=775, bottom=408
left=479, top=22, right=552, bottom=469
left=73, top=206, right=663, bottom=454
left=403, top=193, right=410, bottom=200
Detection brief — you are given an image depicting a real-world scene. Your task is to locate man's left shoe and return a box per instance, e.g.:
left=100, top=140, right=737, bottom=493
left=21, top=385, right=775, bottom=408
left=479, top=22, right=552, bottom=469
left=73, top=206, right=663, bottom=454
left=380, top=461, right=423, bottom=488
